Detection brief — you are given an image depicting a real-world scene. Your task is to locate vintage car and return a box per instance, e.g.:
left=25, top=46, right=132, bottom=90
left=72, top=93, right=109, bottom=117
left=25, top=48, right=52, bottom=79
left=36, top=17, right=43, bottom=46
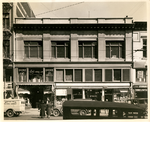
left=4, top=99, right=25, bottom=117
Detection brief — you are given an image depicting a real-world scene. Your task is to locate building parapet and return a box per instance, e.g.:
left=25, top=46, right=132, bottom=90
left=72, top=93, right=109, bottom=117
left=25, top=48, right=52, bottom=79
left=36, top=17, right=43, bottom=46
left=15, top=17, right=133, bottom=24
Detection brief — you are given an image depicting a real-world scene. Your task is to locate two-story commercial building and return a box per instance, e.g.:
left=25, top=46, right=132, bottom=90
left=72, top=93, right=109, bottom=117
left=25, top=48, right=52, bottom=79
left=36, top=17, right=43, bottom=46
left=13, top=17, right=138, bottom=108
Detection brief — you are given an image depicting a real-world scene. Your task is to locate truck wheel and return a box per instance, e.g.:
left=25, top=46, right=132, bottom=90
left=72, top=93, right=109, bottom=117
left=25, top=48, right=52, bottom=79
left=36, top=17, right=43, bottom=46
left=6, top=110, right=14, bottom=117
left=53, top=109, right=60, bottom=117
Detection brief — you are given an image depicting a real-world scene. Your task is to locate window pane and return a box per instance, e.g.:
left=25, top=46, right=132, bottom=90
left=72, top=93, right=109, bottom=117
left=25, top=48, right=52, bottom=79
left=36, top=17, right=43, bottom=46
left=25, top=47, right=29, bottom=58
left=136, top=70, right=146, bottom=82
left=30, top=47, right=38, bottom=57
left=84, top=46, right=92, bottom=58
left=56, top=69, right=64, bottom=81
left=39, top=46, right=43, bottom=58
left=52, top=47, right=56, bottom=58
left=106, top=47, right=110, bottom=58
left=114, top=69, right=121, bottom=81
left=66, top=46, right=70, bottom=58
left=75, top=69, right=82, bottom=81
left=95, top=69, right=102, bottom=81
left=18, top=68, right=27, bottom=82
left=85, top=69, right=93, bottom=81
left=79, top=46, right=83, bottom=58
left=111, top=46, right=119, bottom=58
left=66, top=69, right=73, bottom=81
left=30, top=41, right=39, bottom=45
left=57, top=46, right=65, bottom=58
left=123, top=69, right=130, bottom=81
left=45, top=68, right=53, bottom=82
left=105, top=69, right=112, bottom=81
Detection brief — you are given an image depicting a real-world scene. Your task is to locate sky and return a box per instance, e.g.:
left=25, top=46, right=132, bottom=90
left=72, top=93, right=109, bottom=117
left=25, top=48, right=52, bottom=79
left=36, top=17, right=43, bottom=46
left=28, top=0, right=148, bottom=21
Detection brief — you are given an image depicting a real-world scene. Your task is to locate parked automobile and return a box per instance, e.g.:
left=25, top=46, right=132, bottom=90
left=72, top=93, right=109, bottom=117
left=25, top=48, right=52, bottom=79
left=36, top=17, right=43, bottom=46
left=4, top=99, right=25, bottom=117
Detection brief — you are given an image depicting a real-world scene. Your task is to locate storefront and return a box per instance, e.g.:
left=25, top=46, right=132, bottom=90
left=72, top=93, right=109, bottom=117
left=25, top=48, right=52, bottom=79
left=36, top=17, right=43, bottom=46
left=133, top=85, right=147, bottom=99
left=55, top=83, right=131, bottom=102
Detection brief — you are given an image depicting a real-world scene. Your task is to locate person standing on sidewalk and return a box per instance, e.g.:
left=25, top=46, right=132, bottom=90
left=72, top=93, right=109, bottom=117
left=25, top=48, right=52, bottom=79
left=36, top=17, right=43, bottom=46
left=46, top=99, right=52, bottom=119
left=39, top=100, right=46, bottom=118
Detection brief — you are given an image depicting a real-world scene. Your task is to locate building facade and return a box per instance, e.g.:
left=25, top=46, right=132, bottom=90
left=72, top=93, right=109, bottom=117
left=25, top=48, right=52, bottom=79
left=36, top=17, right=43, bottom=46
left=132, top=22, right=147, bottom=100
left=13, top=17, right=138, bottom=108
left=3, top=2, right=35, bottom=99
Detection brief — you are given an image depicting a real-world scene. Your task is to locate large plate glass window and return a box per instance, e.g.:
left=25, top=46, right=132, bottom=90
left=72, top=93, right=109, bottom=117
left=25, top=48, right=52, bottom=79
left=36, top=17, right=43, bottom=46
left=123, top=69, right=130, bottom=81
left=45, top=68, right=53, bottom=82
left=73, top=89, right=82, bottom=99
left=106, top=41, right=125, bottom=59
left=24, top=41, right=43, bottom=59
left=105, top=69, right=112, bottom=81
left=52, top=41, right=70, bottom=58
left=114, top=69, right=121, bottom=81
left=79, top=41, right=98, bottom=59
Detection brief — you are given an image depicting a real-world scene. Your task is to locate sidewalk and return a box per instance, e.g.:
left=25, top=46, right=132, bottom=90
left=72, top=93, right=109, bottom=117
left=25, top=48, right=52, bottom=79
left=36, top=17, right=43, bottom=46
left=23, top=107, right=40, bottom=115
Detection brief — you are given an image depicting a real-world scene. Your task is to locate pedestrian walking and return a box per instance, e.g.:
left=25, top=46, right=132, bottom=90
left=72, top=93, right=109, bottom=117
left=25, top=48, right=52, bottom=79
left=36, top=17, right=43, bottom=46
left=46, top=99, right=52, bottom=119
left=39, top=100, right=46, bottom=118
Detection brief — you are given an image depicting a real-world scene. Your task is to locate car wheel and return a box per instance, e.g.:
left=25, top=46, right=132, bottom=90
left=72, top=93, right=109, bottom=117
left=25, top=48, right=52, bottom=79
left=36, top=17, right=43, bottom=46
left=79, top=110, right=86, bottom=116
left=6, top=110, right=14, bottom=117
left=53, top=109, right=60, bottom=117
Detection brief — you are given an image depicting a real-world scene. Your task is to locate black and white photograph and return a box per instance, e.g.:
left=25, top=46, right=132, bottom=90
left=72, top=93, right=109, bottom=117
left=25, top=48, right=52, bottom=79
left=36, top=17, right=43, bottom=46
left=2, top=0, right=149, bottom=121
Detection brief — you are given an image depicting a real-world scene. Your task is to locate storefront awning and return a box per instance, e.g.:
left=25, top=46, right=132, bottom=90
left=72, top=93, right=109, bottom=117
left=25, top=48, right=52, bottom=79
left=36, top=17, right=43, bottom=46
left=133, top=61, right=147, bottom=68
left=18, top=88, right=30, bottom=94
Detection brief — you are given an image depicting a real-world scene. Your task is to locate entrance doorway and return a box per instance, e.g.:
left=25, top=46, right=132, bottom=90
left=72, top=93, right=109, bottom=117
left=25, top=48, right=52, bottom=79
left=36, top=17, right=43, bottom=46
left=30, top=87, right=43, bottom=108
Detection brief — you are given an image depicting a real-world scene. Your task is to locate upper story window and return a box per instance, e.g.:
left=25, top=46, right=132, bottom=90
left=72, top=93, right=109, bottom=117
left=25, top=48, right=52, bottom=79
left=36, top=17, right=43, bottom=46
left=45, top=68, right=53, bottom=82
left=3, top=40, right=10, bottom=58
left=106, top=41, right=125, bottom=59
left=52, top=41, right=70, bottom=59
left=3, top=13, right=9, bottom=29
left=18, top=68, right=27, bottom=82
left=105, top=69, right=130, bottom=82
left=24, top=41, right=43, bottom=59
left=136, top=69, right=146, bottom=82
left=79, top=41, right=98, bottom=59
left=143, top=39, right=147, bottom=58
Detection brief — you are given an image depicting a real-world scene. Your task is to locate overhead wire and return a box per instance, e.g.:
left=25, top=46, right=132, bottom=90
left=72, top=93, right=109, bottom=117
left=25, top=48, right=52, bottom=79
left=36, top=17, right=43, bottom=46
left=35, top=2, right=84, bottom=17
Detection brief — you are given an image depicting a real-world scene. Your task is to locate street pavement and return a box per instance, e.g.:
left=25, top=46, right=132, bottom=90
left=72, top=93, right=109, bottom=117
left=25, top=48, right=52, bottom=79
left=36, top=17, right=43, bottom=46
left=3, top=106, right=63, bottom=121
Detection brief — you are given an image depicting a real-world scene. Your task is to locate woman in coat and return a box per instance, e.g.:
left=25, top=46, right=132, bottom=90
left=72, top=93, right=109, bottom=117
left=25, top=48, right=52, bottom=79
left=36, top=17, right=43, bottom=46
left=39, top=100, right=46, bottom=118
left=46, top=100, right=52, bottom=118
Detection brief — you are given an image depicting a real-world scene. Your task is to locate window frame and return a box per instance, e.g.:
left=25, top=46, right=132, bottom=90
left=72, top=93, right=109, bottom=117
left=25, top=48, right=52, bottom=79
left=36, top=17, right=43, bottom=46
left=51, top=41, right=70, bottom=59
left=136, top=69, right=146, bottom=82
left=24, top=41, right=43, bottom=59
left=105, top=68, right=130, bottom=82
left=142, top=39, right=147, bottom=58
left=106, top=41, right=125, bottom=59
left=79, top=41, right=98, bottom=59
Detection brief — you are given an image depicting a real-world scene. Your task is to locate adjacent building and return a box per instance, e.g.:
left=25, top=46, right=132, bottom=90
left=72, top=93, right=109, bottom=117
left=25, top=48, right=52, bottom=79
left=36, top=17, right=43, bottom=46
left=132, top=22, right=147, bottom=100
left=13, top=17, right=139, bottom=108
left=3, top=2, right=35, bottom=99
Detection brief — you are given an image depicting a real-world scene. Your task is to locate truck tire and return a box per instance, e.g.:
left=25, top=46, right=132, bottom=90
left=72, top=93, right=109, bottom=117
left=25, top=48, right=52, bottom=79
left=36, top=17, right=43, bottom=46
left=6, top=110, right=14, bottom=117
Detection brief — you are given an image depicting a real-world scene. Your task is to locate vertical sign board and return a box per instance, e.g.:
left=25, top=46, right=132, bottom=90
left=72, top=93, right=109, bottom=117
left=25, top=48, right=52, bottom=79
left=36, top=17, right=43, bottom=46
left=56, top=89, right=67, bottom=96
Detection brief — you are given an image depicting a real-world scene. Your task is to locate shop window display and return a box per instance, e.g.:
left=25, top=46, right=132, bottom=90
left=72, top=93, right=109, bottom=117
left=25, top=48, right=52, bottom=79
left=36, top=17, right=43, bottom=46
left=29, top=68, right=43, bottom=82
left=85, top=89, right=102, bottom=101
left=73, top=89, right=82, bottom=99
